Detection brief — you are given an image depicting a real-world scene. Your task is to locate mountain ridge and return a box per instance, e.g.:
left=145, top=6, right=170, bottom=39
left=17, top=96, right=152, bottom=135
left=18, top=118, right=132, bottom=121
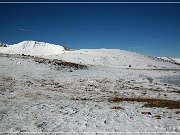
left=0, top=40, right=180, bottom=68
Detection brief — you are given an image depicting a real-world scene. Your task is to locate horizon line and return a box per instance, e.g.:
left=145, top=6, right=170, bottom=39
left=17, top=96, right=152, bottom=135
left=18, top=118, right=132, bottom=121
left=0, top=2, right=180, bottom=4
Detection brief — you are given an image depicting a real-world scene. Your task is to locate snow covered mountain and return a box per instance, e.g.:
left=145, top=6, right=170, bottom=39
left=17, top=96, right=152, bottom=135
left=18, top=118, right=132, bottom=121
left=0, top=41, right=179, bottom=69
left=0, top=41, right=65, bottom=56
left=158, top=57, right=180, bottom=65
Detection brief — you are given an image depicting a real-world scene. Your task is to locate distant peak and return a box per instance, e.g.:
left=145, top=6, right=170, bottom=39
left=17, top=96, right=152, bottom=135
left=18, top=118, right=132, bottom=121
left=0, top=40, right=66, bottom=56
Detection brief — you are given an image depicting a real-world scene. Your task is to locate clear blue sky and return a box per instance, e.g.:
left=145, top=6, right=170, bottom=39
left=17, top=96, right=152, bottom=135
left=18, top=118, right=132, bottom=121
left=0, top=2, right=180, bottom=57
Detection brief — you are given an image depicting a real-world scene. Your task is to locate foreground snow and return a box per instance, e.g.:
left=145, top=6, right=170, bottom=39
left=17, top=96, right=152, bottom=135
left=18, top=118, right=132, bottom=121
left=0, top=53, right=180, bottom=133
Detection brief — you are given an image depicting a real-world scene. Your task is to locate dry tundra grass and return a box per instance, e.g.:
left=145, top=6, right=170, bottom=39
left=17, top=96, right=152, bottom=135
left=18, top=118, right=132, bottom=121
left=108, top=97, right=180, bottom=109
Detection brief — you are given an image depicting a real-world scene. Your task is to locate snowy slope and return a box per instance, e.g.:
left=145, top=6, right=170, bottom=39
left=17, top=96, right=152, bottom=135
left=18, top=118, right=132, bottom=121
left=0, top=41, right=179, bottom=69
left=0, top=41, right=65, bottom=56
left=0, top=41, right=180, bottom=133
left=0, top=53, right=180, bottom=133
left=47, top=49, right=179, bottom=69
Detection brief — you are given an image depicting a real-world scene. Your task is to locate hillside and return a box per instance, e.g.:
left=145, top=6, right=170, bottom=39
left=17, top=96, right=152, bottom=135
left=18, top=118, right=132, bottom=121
left=46, top=49, right=180, bottom=69
left=0, top=41, right=179, bottom=69
left=0, top=40, right=180, bottom=133
left=0, top=52, right=180, bottom=133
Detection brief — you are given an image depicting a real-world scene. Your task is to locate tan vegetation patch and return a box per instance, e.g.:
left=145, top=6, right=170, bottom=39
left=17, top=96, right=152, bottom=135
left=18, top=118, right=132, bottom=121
left=108, top=97, right=180, bottom=109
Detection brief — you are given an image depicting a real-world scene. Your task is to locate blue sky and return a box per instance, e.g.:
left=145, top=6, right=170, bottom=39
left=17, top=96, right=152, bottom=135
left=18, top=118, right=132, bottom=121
left=0, top=3, right=179, bottom=57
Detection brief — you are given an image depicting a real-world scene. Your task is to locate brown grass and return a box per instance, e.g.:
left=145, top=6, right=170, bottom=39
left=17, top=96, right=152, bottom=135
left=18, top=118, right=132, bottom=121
left=108, top=97, right=180, bottom=109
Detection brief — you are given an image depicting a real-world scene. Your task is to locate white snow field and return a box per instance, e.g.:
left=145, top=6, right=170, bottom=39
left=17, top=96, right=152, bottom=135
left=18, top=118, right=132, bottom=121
left=0, top=41, right=65, bottom=56
left=0, top=41, right=180, bottom=134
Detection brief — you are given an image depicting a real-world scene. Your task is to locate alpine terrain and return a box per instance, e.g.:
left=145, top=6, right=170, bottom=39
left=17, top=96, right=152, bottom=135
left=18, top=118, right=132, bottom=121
left=0, top=41, right=180, bottom=133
